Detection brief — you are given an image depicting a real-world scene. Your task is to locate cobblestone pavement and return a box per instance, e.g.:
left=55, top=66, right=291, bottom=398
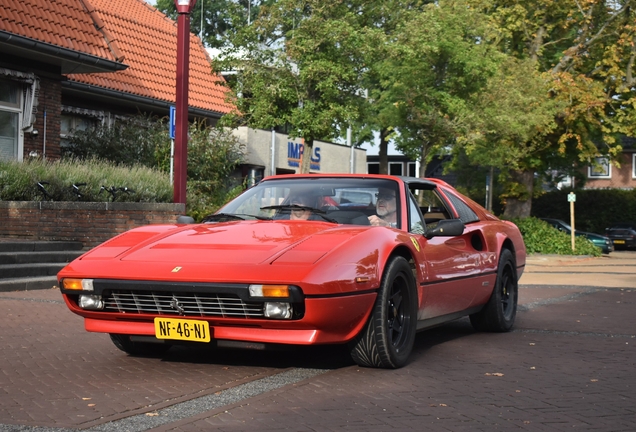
left=0, top=252, right=634, bottom=431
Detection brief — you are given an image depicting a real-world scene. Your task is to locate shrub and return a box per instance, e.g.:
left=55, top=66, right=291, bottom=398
left=508, top=217, right=602, bottom=257
left=58, top=115, right=246, bottom=218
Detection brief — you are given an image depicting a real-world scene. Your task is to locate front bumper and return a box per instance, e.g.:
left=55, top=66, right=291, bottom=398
left=64, top=293, right=377, bottom=345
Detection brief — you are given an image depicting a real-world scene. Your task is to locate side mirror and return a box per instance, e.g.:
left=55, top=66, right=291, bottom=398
left=176, top=215, right=195, bottom=224
left=425, top=219, right=465, bottom=239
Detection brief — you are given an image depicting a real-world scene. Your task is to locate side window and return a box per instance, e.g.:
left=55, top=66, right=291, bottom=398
left=445, top=192, right=480, bottom=224
left=410, top=187, right=451, bottom=226
left=408, top=193, right=425, bottom=234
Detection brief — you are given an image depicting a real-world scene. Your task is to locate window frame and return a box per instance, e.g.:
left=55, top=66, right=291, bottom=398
left=588, top=157, right=611, bottom=179
left=0, top=79, right=23, bottom=161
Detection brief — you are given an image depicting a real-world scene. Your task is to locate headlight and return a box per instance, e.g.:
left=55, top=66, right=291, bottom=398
left=264, top=302, right=292, bottom=319
left=79, top=294, right=104, bottom=310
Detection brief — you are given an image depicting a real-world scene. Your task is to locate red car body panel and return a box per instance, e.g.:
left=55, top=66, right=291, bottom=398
left=58, top=174, right=526, bottom=348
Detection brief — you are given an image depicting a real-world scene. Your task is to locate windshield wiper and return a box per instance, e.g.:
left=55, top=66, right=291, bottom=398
left=261, top=205, right=338, bottom=223
left=201, top=213, right=245, bottom=222
left=202, top=213, right=273, bottom=223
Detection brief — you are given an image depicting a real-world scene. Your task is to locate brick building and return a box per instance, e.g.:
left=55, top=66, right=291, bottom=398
left=0, top=0, right=232, bottom=162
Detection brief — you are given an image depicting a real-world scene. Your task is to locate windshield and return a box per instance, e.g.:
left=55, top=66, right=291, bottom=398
left=217, top=177, right=401, bottom=227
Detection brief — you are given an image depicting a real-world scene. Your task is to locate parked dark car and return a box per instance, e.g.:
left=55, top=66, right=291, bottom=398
left=606, top=228, right=636, bottom=250
left=540, top=218, right=614, bottom=254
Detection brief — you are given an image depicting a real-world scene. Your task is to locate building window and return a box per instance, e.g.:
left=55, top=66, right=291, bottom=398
left=588, top=157, right=611, bottom=179
left=0, top=79, right=21, bottom=161
left=60, top=114, right=96, bottom=148
left=408, top=162, right=417, bottom=177
left=389, top=162, right=403, bottom=176
left=367, top=162, right=379, bottom=174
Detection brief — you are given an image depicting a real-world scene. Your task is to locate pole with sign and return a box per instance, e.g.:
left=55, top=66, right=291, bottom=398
left=568, top=192, right=576, bottom=251
left=173, top=0, right=197, bottom=205
left=169, top=106, right=175, bottom=185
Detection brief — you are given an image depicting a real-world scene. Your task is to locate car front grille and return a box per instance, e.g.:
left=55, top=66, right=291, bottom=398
left=102, top=290, right=265, bottom=318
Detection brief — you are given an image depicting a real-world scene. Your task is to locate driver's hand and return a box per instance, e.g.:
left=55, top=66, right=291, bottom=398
left=368, top=215, right=388, bottom=227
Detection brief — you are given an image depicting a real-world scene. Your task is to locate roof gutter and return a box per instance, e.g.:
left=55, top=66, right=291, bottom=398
left=0, top=31, right=127, bottom=74
left=62, top=80, right=223, bottom=119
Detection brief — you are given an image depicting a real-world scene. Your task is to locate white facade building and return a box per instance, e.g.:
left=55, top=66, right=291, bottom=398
left=233, top=127, right=367, bottom=185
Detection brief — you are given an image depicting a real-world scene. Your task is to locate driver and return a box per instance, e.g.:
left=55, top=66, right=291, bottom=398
left=368, top=188, right=397, bottom=227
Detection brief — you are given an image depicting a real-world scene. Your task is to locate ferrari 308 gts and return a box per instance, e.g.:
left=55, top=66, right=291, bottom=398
left=58, top=175, right=526, bottom=369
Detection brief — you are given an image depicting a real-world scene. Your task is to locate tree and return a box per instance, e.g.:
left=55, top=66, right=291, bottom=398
left=374, top=0, right=503, bottom=177
left=466, top=0, right=636, bottom=217
left=215, top=0, right=374, bottom=173
left=155, top=0, right=265, bottom=48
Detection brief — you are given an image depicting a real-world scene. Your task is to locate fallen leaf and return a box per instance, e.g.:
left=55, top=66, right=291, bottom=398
left=146, top=412, right=159, bottom=417
left=590, top=379, right=598, bottom=382
left=82, top=398, right=91, bottom=401
left=485, top=372, right=504, bottom=377
left=87, top=404, right=95, bottom=407
left=529, top=343, right=535, bottom=346
left=439, top=403, right=448, bottom=407
left=530, top=367, right=536, bottom=370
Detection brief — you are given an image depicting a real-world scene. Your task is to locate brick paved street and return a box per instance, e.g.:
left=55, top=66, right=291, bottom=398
left=0, top=252, right=634, bottom=431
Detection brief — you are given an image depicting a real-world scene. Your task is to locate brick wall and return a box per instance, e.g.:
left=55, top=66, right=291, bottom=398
left=1, top=201, right=186, bottom=248
left=24, top=77, right=62, bottom=160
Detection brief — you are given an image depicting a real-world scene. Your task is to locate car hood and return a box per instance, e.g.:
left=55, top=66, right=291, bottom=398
left=61, top=221, right=374, bottom=286
left=577, top=231, right=609, bottom=241
left=82, top=221, right=364, bottom=265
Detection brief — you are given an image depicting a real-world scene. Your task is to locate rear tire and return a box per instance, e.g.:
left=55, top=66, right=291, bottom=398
left=349, top=256, right=417, bottom=369
left=470, top=249, right=518, bottom=332
left=109, top=334, right=171, bottom=357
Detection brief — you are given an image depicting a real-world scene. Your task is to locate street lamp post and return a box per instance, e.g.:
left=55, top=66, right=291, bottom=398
left=173, top=0, right=197, bottom=205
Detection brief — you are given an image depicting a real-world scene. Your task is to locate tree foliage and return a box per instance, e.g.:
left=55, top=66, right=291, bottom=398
left=214, top=0, right=376, bottom=172
left=159, top=0, right=636, bottom=217
left=155, top=0, right=267, bottom=48
left=463, top=0, right=636, bottom=217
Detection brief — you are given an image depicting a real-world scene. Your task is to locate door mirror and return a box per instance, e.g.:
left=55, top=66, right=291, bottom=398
left=176, top=215, right=195, bottom=224
left=425, top=219, right=465, bottom=239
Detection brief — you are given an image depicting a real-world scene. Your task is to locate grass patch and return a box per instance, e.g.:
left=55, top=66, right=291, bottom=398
left=0, top=158, right=172, bottom=202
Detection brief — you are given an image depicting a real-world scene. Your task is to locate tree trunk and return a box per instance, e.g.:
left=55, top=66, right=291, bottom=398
left=418, top=141, right=430, bottom=178
left=379, top=128, right=389, bottom=175
left=503, top=169, right=534, bottom=218
left=300, top=138, right=314, bottom=174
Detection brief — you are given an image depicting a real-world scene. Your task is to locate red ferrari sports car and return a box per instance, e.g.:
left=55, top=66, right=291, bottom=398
left=58, top=175, right=526, bottom=369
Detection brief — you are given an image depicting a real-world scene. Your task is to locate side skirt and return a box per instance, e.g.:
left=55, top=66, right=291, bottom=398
left=416, top=306, right=483, bottom=332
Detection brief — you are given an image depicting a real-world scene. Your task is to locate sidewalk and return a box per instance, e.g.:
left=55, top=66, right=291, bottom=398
left=520, top=250, right=636, bottom=288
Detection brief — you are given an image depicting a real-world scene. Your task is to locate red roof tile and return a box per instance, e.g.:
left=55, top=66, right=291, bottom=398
left=68, top=0, right=233, bottom=115
left=0, top=0, right=118, bottom=61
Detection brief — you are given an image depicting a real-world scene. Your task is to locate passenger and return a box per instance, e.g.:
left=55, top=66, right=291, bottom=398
left=289, top=194, right=315, bottom=220
left=368, top=188, right=398, bottom=227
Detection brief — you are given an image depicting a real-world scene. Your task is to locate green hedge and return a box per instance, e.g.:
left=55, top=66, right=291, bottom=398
left=508, top=217, right=602, bottom=257
left=532, top=189, right=636, bottom=234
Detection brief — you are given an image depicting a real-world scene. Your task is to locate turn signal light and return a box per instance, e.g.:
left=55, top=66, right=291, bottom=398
left=249, top=284, right=290, bottom=298
left=61, top=278, right=94, bottom=291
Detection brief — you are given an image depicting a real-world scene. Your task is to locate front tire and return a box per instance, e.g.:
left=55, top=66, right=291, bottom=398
left=109, top=334, right=171, bottom=357
left=470, top=248, right=518, bottom=332
left=350, top=256, right=418, bottom=369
